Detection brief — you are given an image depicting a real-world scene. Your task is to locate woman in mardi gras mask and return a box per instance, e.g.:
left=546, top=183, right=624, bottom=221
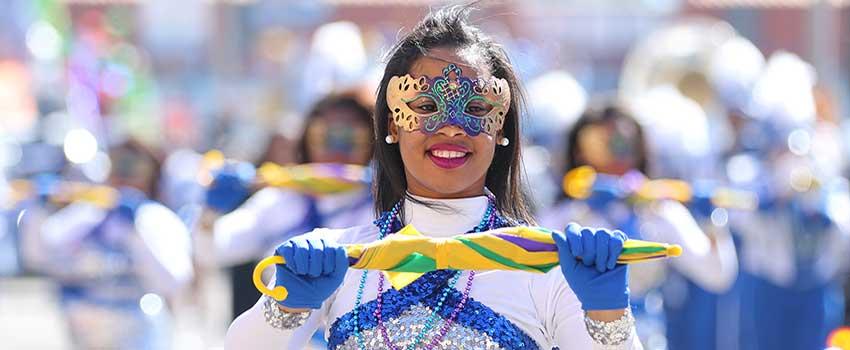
left=225, top=6, right=642, bottom=349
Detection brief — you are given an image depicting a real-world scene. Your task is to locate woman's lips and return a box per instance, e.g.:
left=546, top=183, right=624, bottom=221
left=427, top=143, right=471, bottom=169
left=427, top=152, right=470, bottom=169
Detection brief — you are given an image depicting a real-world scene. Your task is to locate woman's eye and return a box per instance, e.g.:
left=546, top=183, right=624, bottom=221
left=465, top=103, right=492, bottom=116
left=417, top=103, right=437, bottom=113
left=407, top=97, right=438, bottom=114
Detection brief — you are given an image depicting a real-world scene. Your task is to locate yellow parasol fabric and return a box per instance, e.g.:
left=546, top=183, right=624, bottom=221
left=198, top=150, right=371, bottom=196
left=563, top=165, right=758, bottom=210
left=7, top=179, right=118, bottom=209
left=256, top=162, right=370, bottom=196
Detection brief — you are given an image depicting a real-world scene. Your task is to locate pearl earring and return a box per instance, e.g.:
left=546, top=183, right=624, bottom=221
left=498, top=137, right=510, bottom=146
left=385, top=135, right=397, bottom=144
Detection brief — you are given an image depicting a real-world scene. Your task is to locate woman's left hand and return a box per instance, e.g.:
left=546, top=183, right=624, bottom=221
left=552, top=223, right=629, bottom=311
left=205, top=162, right=255, bottom=214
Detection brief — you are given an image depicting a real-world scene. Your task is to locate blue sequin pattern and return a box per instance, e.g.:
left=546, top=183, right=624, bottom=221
left=328, top=211, right=539, bottom=350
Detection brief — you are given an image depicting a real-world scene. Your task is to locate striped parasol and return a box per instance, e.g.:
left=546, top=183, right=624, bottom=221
left=254, top=225, right=682, bottom=302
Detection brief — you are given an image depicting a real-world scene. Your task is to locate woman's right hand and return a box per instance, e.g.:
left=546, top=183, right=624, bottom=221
left=274, top=236, right=349, bottom=309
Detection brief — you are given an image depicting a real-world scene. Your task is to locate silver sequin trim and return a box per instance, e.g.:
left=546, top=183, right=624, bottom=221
left=262, top=296, right=312, bottom=330
left=336, top=304, right=505, bottom=350
left=583, top=308, right=635, bottom=347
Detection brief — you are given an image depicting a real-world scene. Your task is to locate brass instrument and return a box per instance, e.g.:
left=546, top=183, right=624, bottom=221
left=619, top=17, right=737, bottom=109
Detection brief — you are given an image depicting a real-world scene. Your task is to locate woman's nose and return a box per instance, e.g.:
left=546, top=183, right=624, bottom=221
left=435, top=124, right=467, bottom=138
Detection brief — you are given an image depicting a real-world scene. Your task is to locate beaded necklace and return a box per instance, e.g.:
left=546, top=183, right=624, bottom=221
left=352, top=196, right=500, bottom=350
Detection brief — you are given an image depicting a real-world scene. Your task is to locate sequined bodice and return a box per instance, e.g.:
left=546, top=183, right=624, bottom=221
left=328, top=270, right=540, bottom=350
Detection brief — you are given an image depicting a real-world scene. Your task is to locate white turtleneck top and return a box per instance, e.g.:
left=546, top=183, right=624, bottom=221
left=224, top=195, right=641, bottom=349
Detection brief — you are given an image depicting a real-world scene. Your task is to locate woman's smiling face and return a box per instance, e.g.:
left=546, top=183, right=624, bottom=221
left=388, top=47, right=502, bottom=198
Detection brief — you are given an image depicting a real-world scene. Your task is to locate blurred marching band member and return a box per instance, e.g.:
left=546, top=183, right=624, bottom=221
left=636, top=36, right=771, bottom=350
left=537, top=103, right=738, bottom=346
left=724, top=52, right=850, bottom=350
left=631, top=85, right=743, bottom=350
left=195, top=93, right=376, bottom=328
left=19, top=139, right=194, bottom=350
left=811, top=84, right=850, bottom=329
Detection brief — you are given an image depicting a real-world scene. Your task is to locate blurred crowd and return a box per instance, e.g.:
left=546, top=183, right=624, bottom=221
left=1, top=1, right=849, bottom=349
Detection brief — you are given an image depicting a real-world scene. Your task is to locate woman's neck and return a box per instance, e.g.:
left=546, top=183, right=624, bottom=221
left=405, top=186, right=486, bottom=200
left=400, top=192, right=490, bottom=238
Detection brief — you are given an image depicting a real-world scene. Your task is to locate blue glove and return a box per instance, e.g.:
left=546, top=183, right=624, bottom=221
left=585, top=175, right=621, bottom=211
left=205, top=162, right=255, bottom=213
left=275, top=236, right=349, bottom=309
left=113, top=187, right=148, bottom=223
left=552, top=223, right=629, bottom=310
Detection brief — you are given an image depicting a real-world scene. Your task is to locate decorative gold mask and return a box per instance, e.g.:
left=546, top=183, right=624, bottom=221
left=386, top=64, right=510, bottom=136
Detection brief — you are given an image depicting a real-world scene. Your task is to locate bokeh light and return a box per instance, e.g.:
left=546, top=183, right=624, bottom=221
left=63, top=129, right=98, bottom=164
left=26, top=21, right=62, bottom=61
left=788, top=129, right=812, bottom=156
left=139, top=293, right=164, bottom=316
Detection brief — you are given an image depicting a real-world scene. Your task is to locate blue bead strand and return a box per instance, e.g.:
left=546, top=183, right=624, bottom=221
left=353, top=270, right=369, bottom=349
left=354, top=201, right=401, bottom=347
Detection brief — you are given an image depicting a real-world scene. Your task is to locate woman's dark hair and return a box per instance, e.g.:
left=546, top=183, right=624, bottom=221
left=564, top=103, right=649, bottom=180
left=295, top=93, right=375, bottom=164
left=372, top=4, right=534, bottom=223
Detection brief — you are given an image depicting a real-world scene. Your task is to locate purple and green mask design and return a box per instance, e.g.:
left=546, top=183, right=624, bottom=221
left=386, top=64, right=511, bottom=137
